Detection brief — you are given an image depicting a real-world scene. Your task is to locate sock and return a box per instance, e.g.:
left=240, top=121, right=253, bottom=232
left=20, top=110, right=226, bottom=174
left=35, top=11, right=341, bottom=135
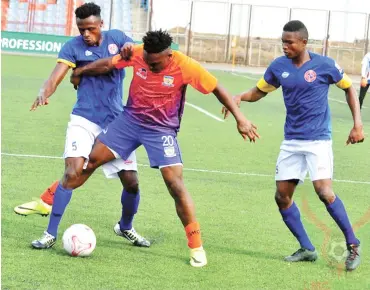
left=326, top=196, right=360, bottom=245
left=40, top=180, right=59, bottom=205
left=119, top=190, right=140, bottom=231
left=280, top=202, right=315, bottom=251
left=46, top=184, right=72, bottom=237
left=185, top=222, right=202, bottom=249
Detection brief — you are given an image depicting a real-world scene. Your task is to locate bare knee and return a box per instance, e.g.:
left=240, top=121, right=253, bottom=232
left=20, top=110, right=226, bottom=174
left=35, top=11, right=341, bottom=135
left=275, top=180, right=297, bottom=209
left=275, top=191, right=292, bottom=209
left=119, top=170, right=139, bottom=194
left=163, top=174, right=185, bottom=199
left=161, top=166, right=188, bottom=200
left=315, top=185, right=335, bottom=204
left=61, top=167, right=82, bottom=189
left=165, top=177, right=184, bottom=198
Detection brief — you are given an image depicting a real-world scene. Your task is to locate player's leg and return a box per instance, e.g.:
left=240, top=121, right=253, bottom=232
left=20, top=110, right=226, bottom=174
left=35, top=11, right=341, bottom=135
left=113, top=167, right=150, bottom=247
left=359, top=84, right=369, bottom=109
left=32, top=156, right=96, bottom=249
left=276, top=180, right=317, bottom=262
left=160, top=165, right=206, bottom=267
left=31, top=117, right=114, bottom=249
left=15, top=115, right=97, bottom=217
left=312, top=179, right=360, bottom=271
left=307, top=140, right=360, bottom=271
left=89, top=116, right=149, bottom=246
left=141, top=130, right=206, bottom=267
left=275, top=140, right=317, bottom=262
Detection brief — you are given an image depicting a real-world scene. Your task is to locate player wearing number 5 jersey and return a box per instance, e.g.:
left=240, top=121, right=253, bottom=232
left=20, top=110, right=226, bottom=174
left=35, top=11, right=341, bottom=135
left=27, top=3, right=149, bottom=250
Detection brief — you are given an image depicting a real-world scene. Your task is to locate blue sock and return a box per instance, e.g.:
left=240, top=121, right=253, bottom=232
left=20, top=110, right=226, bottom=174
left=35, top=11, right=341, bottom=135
left=46, top=184, right=72, bottom=238
left=280, top=202, right=315, bottom=251
left=119, top=189, right=140, bottom=231
left=326, top=196, right=360, bottom=245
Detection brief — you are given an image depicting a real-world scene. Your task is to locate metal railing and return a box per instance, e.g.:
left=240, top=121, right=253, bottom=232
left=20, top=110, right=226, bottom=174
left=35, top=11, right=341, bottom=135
left=2, top=0, right=370, bottom=74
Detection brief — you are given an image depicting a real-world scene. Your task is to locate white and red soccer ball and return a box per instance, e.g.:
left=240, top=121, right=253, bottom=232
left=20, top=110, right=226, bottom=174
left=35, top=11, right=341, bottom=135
left=62, top=224, right=96, bottom=257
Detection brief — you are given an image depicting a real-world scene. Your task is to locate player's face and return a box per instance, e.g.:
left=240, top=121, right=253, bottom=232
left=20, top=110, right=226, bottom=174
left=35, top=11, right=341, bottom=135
left=143, top=49, right=172, bottom=73
left=76, top=16, right=103, bottom=46
left=281, top=31, right=307, bottom=59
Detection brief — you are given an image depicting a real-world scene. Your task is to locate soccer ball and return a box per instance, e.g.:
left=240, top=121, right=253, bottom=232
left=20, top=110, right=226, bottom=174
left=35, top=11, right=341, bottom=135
left=62, top=224, right=96, bottom=257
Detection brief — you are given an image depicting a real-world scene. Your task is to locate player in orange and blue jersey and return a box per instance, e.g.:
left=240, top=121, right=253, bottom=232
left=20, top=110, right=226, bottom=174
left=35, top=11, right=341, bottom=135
left=32, top=30, right=260, bottom=267
left=223, top=20, right=364, bottom=271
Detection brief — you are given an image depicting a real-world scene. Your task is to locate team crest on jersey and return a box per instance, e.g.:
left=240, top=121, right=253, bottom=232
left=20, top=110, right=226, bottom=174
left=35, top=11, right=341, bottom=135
left=304, top=70, right=317, bottom=83
left=136, top=68, right=147, bottom=79
left=108, top=44, right=118, bottom=54
left=282, top=72, right=290, bottom=78
left=85, top=50, right=92, bottom=56
left=162, top=76, right=174, bottom=87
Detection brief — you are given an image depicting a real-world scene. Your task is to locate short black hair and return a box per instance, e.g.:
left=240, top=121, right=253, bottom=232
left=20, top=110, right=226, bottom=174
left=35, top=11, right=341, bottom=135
left=143, top=30, right=173, bottom=53
left=75, top=2, right=101, bottom=19
left=283, top=20, right=309, bottom=40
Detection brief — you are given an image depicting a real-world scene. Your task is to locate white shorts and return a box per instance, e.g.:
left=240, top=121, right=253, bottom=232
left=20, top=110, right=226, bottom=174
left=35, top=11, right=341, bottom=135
left=275, top=140, right=333, bottom=183
left=64, top=114, right=137, bottom=178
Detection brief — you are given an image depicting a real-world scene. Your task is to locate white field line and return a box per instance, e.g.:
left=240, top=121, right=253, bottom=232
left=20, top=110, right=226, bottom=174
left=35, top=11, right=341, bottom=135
left=2, top=152, right=369, bottom=185
left=185, top=102, right=224, bottom=122
left=231, top=72, right=260, bottom=81
left=230, top=72, right=368, bottom=109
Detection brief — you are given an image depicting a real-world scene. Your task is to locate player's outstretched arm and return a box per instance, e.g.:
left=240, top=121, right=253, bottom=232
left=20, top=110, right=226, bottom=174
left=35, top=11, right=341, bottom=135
left=344, top=85, right=365, bottom=145
left=73, top=55, right=120, bottom=77
left=222, top=87, right=267, bottom=119
left=213, top=84, right=260, bottom=142
left=30, top=62, right=70, bottom=111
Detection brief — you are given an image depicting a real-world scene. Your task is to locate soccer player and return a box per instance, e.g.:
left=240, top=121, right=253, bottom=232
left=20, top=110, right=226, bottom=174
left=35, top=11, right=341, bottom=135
left=223, top=20, right=364, bottom=271
left=359, top=51, right=370, bottom=109
left=33, top=30, right=260, bottom=267
left=22, top=3, right=150, bottom=248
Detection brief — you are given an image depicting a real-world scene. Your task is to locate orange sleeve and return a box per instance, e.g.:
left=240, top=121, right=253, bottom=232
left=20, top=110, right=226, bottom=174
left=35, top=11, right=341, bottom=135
left=177, top=52, right=218, bottom=94
left=113, top=45, right=143, bottom=69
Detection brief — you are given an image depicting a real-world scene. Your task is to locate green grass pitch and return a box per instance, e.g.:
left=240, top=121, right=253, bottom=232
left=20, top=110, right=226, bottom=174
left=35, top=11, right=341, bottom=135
left=2, top=54, right=370, bottom=289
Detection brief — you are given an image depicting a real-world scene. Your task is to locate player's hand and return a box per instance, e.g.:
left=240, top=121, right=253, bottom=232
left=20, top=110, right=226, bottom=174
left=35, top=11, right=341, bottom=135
left=30, top=89, right=49, bottom=111
left=70, top=69, right=81, bottom=90
left=222, top=95, right=242, bottom=119
left=346, top=125, right=365, bottom=145
left=360, top=77, right=368, bottom=88
left=237, top=118, right=260, bottom=142
left=120, top=43, right=134, bottom=61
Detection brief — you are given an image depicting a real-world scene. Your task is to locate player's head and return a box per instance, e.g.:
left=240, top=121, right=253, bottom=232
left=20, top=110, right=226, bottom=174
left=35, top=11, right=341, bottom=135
left=142, top=30, right=173, bottom=73
left=75, top=2, right=103, bottom=46
left=282, top=20, right=309, bottom=59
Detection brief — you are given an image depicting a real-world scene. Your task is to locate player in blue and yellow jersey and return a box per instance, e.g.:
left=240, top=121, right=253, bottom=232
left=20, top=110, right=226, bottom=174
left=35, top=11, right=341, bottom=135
left=32, top=30, right=260, bottom=267
left=21, top=3, right=150, bottom=249
left=223, top=20, right=364, bottom=271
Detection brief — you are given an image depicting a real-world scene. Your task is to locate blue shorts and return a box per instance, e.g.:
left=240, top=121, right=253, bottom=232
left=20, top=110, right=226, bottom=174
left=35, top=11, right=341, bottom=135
left=98, top=113, right=183, bottom=168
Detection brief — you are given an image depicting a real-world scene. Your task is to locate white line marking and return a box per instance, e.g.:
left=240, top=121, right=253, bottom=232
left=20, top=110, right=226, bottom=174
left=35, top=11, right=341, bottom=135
left=231, top=72, right=260, bottom=81
left=2, top=152, right=369, bottom=185
left=328, top=97, right=367, bottom=109
left=185, top=102, right=224, bottom=122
